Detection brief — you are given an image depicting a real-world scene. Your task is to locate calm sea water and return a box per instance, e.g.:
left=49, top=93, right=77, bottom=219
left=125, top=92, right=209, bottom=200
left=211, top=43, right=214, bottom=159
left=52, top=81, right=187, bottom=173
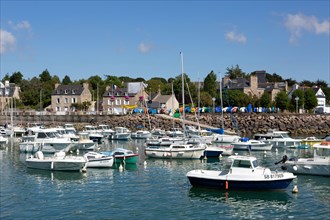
left=1, top=139, right=329, bottom=219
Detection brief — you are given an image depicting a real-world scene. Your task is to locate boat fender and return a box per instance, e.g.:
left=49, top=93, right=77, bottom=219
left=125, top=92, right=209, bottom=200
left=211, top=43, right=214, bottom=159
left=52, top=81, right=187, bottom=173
left=35, top=151, right=44, bottom=160
left=292, top=185, right=298, bottom=193
left=225, top=180, right=228, bottom=190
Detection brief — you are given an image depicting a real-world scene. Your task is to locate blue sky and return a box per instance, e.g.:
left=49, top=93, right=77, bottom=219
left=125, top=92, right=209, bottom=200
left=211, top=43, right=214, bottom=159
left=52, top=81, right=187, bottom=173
left=1, top=1, right=329, bottom=84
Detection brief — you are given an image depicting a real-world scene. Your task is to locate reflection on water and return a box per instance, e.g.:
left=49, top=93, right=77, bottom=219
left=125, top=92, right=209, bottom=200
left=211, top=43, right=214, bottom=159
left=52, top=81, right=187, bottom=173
left=189, top=187, right=292, bottom=204
left=26, top=169, right=86, bottom=181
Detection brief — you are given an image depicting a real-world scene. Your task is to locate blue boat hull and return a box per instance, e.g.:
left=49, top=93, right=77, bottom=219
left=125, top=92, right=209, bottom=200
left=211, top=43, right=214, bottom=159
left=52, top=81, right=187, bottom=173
left=203, top=150, right=222, bottom=158
left=187, top=177, right=294, bottom=190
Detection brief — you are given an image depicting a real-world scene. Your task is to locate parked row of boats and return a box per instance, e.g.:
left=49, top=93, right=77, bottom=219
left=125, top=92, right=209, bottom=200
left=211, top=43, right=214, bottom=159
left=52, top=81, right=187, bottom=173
left=1, top=122, right=329, bottom=191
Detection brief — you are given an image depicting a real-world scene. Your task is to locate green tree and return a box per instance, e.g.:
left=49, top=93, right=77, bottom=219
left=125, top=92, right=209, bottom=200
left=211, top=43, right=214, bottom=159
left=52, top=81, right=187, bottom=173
left=222, top=90, right=249, bottom=107
left=172, top=73, right=197, bottom=104
left=203, top=71, right=217, bottom=98
left=265, top=73, right=283, bottom=82
left=300, top=80, right=313, bottom=87
left=9, top=71, right=23, bottom=84
left=260, top=92, right=271, bottom=107
left=39, top=69, right=52, bottom=82
left=62, top=75, right=72, bottom=85
left=225, top=65, right=246, bottom=79
left=146, top=79, right=166, bottom=96
left=200, top=91, right=213, bottom=107
left=304, top=88, right=318, bottom=112
left=275, top=91, right=289, bottom=111
left=1, top=74, right=10, bottom=82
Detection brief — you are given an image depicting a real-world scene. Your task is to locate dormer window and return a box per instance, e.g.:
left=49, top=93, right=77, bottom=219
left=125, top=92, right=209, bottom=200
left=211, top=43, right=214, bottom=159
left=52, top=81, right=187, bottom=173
left=72, top=89, right=76, bottom=94
left=64, top=89, right=68, bottom=94
left=56, top=90, right=60, bottom=94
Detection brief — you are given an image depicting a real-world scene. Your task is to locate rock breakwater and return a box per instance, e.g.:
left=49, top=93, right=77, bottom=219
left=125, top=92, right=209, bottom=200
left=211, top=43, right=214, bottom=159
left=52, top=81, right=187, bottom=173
left=2, top=113, right=329, bottom=137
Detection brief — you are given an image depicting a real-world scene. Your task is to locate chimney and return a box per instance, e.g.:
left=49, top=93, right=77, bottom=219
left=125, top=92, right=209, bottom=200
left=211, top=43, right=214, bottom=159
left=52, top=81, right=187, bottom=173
left=83, top=83, right=89, bottom=90
left=54, top=83, right=60, bottom=89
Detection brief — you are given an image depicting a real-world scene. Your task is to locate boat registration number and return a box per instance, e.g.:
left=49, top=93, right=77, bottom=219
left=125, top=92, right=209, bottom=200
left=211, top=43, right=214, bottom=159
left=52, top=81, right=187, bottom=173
left=264, top=174, right=284, bottom=179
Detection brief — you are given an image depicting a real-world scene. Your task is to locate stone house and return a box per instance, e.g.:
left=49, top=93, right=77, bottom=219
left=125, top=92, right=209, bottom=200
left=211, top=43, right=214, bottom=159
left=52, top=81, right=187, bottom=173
left=0, top=81, right=20, bottom=113
left=222, top=70, right=287, bottom=101
left=149, top=90, right=179, bottom=113
left=102, top=82, right=148, bottom=115
left=51, top=83, right=92, bottom=113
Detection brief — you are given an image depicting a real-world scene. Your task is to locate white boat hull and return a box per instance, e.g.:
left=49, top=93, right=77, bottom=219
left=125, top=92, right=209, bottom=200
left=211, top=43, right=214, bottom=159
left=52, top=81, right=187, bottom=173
left=145, top=147, right=205, bottom=159
left=26, top=152, right=86, bottom=171
left=283, top=158, right=330, bottom=176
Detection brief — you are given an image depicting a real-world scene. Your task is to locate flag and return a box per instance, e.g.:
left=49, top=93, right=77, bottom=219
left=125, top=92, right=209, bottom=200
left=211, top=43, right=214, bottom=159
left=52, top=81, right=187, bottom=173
left=112, top=84, right=118, bottom=90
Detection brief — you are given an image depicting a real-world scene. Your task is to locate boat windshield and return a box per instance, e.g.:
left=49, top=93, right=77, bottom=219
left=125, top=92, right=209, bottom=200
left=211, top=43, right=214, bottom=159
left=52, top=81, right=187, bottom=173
left=315, top=147, right=330, bottom=158
left=252, top=160, right=258, bottom=168
left=232, top=159, right=252, bottom=168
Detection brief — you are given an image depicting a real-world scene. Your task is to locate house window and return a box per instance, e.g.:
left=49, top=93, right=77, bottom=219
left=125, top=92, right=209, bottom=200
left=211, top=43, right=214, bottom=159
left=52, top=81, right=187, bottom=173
left=72, top=98, right=76, bottom=103
left=56, top=90, right=60, bottom=94
left=124, top=100, right=129, bottom=105
left=56, top=106, right=60, bottom=111
left=116, top=99, right=121, bottom=105
left=0, top=90, right=2, bottom=95
left=64, top=107, right=68, bottom=112
left=108, top=99, right=114, bottom=105
left=64, top=98, right=68, bottom=103
left=57, top=98, right=60, bottom=104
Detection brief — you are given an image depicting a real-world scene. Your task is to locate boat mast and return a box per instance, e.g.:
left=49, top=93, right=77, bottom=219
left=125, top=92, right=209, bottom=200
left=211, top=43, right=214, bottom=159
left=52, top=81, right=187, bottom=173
left=180, top=52, right=186, bottom=137
left=219, top=73, right=224, bottom=130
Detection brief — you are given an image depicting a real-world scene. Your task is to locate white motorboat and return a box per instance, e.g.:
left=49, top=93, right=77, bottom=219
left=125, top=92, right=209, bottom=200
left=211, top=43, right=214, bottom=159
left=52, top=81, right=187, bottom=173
left=19, top=128, right=73, bottom=153
left=84, top=151, right=114, bottom=168
left=165, top=128, right=184, bottom=137
left=131, top=130, right=152, bottom=139
left=25, top=151, right=87, bottom=171
left=145, top=143, right=206, bottom=159
left=254, top=130, right=301, bottom=148
left=231, top=138, right=273, bottom=151
left=109, top=127, right=131, bottom=140
left=187, top=155, right=296, bottom=190
left=83, top=125, right=104, bottom=143
left=212, top=133, right=241, bottom=144
left=281, top=141, right=330, bottom=176
left=146, top=136, right=185, bottom=147
left=71, top=132, right=98, bottom=151
left=0, top=134, right=8, bottom=145
left=96, top=124, right=115, bottom=139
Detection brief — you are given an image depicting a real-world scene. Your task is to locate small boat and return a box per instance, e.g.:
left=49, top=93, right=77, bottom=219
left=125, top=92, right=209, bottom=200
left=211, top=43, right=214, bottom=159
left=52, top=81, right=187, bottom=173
left=102, top=148, right=138, bottom=164
left=109, top=127, right=131, bottom=140
left=254, top=130, right=301, bottom=148
left=187, top=155, right=296, bottom=190
left=203, top=146, right=224, bottom=158
left=301, top=136, right=324, bottom=147
left=212, top=133, right=241, bottom=144
left=19, top=128, right=73, bottom=153
left=0, top=134, right=8, bottom=145
left=281, top=141, right=330, bottom=176
left=131, top=130, right=152, bottom=139
left=145, top=143, right=206, bottom=159
left=231, top=138, right=273, bottom=151
left=25, top=151, right=87, bottom=171
left=84, top=151, right=114, bottom=168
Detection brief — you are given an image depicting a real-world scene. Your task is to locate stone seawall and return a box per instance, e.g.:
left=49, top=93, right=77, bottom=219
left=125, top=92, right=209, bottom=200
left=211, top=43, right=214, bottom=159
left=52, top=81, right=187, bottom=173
left=1, top=113, right=329, bottom=137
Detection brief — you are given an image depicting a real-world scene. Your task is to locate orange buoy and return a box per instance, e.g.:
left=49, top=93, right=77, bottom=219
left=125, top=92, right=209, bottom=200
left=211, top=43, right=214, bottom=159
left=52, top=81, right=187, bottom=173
left=225, top=180, right=228, bottom=190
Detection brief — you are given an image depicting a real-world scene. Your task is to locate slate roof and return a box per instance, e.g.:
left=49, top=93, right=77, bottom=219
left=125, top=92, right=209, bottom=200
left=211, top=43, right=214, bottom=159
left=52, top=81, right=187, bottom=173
left=53, top=84, right=86, bottom=95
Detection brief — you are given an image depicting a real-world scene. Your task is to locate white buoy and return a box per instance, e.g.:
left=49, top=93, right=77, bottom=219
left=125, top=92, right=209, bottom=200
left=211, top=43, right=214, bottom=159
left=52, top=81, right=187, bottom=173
left=219, top=154, right=222, bottom=158
left=143, top=161, right=147, bottom=166
left=76, top=149, right=79, bottom=155
left=293, top=165, right=298, bottom=171
left=119, top=164, right=124, bottom=172
left=204, top=156, right=207, bottom=160
left=292, top=185, right=298, bottom=193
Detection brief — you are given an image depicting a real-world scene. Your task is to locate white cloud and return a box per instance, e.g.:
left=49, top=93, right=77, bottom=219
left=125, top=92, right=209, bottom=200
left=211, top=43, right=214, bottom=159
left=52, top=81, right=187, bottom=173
left=138, top=42, right=153, bottom=53
left=0, top=29, right=16, bottom=54
left=284, top=13, right=330, bottom=44
left=225, top=31, right=247, bottom=44
left=9, top=20, right=31, bottom=31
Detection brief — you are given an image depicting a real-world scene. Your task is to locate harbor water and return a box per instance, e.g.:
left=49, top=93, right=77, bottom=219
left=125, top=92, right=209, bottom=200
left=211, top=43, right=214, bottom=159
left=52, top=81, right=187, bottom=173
left=1, top=139, right=329, bottom=219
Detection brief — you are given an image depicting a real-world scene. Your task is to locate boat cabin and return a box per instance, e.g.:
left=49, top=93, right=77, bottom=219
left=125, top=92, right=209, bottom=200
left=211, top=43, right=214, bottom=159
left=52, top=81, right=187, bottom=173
left=229, top=156, right=259, bottom=170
